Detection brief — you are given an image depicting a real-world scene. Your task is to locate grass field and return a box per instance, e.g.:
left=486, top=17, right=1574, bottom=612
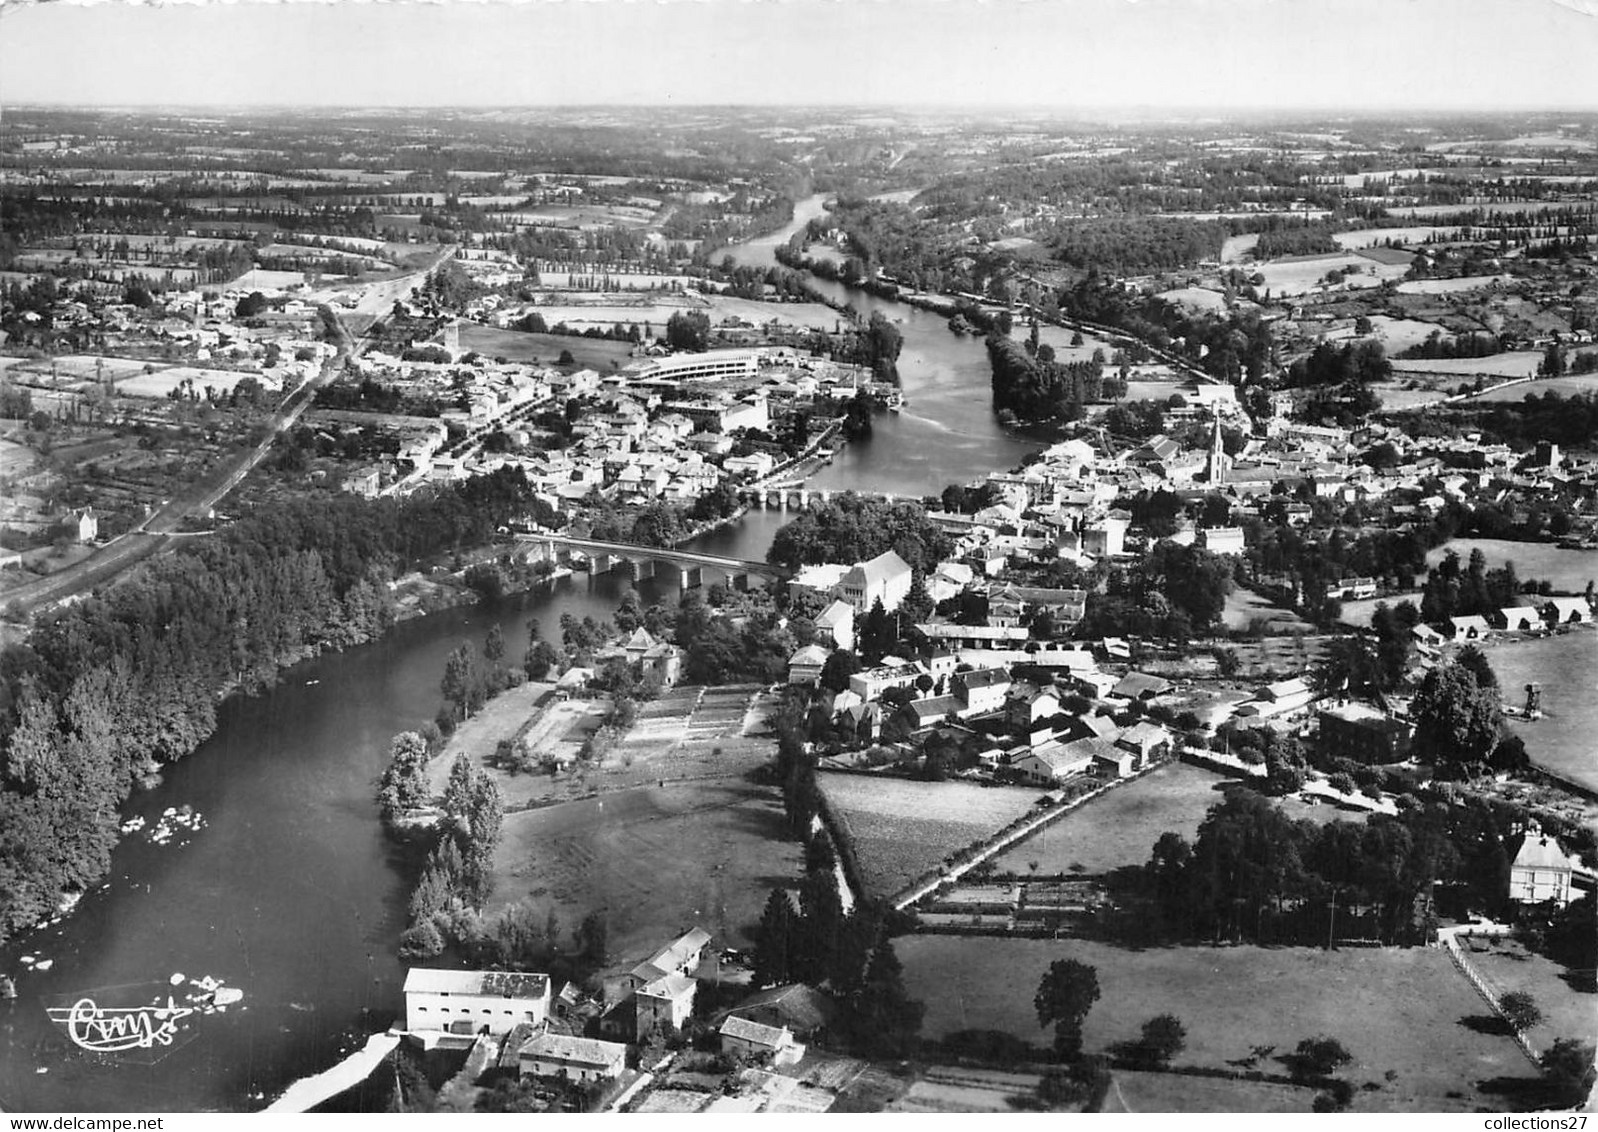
left=898, top=936, right=1540, bottom=1112
left=114, top=365, right=267, bottom=399
left=1105, top=1068, right=1313, bottom=1113
left=1395, top=275, right=1513, bottom=296
left=1156, top=286, right=1227, bottom=313
left=990, top=762, right=1233, bottom=876
left=818, top=774, right=1042, bottom=901
left=1331, top=227, right=1458, bottom=250
left=1253, top=255, right=1407, bottom=297
left=489, top=780, right=802, bottom=965
left=1467, top=373, right=1598, bottom=402
left=1480, top=628, right=1598, bottom=792
left=1458, top=934, right=1596, bottom=1052
left=1390, top=352, right=1543, bottom=377
left=1426, top=539, right=1598, bottom=593
left=1222, top=587, right=1313, bottom=634
left=457, top=323, right=635, bottom=371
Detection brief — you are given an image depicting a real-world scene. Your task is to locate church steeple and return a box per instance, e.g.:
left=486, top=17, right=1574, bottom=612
left=1207, top=414, right=1229, bottom=483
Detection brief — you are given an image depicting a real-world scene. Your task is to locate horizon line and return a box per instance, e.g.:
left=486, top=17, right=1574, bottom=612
left=9, top=101, right=1598, bottom=117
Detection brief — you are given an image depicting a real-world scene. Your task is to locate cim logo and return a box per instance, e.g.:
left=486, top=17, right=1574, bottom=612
left=52, top=996, right=196, bottom=1053
left=44, top=978, right=235, bottom=1064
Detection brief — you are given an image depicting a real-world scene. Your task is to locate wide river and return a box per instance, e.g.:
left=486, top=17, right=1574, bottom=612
left=0, top=195, right=1037, bottom=1111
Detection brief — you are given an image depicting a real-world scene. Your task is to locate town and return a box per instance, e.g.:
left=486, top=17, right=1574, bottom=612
left=1, top=84, right=1596, bottom=1117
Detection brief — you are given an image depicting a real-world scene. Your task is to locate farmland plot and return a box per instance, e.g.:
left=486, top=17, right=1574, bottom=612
left=1467, top=374, right=1598, bottom=401
left=817, top=773, right=1042, bottom=901
left=898, top=936, right=1541, bottom=1112
left=490, top=781, right=802, bottom=964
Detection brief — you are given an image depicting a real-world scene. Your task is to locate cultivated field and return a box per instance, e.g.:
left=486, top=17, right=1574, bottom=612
left=1365, top=316, right=1451, bottom=354
left=1467, top=374, right=1598, bottom=402
left=897, top=936, right=1541, bottom=1112
left=818, top=774, right=1042, bottom=901
left=1390, top=352, right=1543, bottom=377
left=1388, top=202, right=1581, bottom=218
left=489, top=780, right=802, bottom=965
left=1425, top=539, right=1598, bottom=593
left=990, top=761, right=1233, bottom=876
left=888, top=1065, right=1045, bottom=1113
left=457, top=323, right=635, bottom=371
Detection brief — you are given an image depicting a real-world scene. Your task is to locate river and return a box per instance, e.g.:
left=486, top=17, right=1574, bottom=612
left=0, top=194, right=1033, bottom=1112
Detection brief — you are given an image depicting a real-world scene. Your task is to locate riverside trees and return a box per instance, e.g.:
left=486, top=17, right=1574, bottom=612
left=0, top=466, right=546, bottom=942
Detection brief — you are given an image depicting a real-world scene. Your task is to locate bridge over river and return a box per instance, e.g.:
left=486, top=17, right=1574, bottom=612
left=515, top=532, right=789, bottom=587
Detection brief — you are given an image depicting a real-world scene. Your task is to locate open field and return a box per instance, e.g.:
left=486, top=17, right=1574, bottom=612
left=818, top=774, right=1042, bottom=901
left=1220, top=233, right=1259, bottom=263
left=1467, top=373, right=1598, bottom=402
left=898, top=936, right=1540, bottom=1112
left=228, top=268, right=319, bottom=291
left=1156, top=286, right=1227, bottom=313
left=1105, top=1068, right=1314, bottom=1113
left=705, top=294, right=841, bottom=331
left=457, top=323, right=635, bottom=371
left=1395, top=275, right=1513, bottom=296
left=1388, top=202, right=1583, bottom=218
left=1337, top=593, right=1423, bottom=629
left=114, top=365, right=266, bottom=399
left=1458, top=934, right=1596, bottom=1052
left=1253, top=254, right=1408, bottom=297
left=1480, top=628, right=1598, bottom=792
left=888, top=1065, right=1044, bottom=1113
left=5, top=354, right=155, bottom=383
left=1365, top=316, right=1450, bottom=354
left=1390, top=352, right=1542, bottom=377
left=1223, top=586, right=1313, bottom=633
left=488, top=780, right=802, bottom=964
left=1426, top=539, right=1598, bottom=593
left=991, top=762, right=1231, bottom=876
left=1332, top=227, right=1458, bottom=250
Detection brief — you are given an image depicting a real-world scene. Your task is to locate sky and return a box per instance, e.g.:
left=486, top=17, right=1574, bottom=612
left=2, top=0, right=1597, bottom=112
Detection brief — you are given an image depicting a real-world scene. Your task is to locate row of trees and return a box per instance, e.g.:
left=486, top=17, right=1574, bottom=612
left=1142, top=788, right=1535, bottom=946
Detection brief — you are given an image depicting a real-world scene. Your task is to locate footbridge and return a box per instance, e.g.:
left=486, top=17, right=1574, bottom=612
left=515, top=533, right=789, bottom=588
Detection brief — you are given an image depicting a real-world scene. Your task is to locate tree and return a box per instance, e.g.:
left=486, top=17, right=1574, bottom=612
left=819, top=649, right=860, bottom=695
left=1540, top=1038, right=1596, bottom=1107
left=751, top=889, right=795, bottom=988
left=1498, top=991, right=1543, bottom=1032
left=376, top=730, right=431, bottom=822
left=1035, top=959, right=1101, bottom=1060
left=484, top=623, right=506, bottom=664
left=1138, top=1014, right=1187, bottom=1066
left=1291, top=1035, right=1352, bottom=1079
left=851, top=938, right=923, bottom=1058
left=1410, top=659, right=1502, bottom=778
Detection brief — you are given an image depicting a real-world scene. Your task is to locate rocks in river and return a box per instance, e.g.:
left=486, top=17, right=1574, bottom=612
left=170, top=972, right=186, bottom=986
left=139, top=806, right=207, bottom=846
left=33, top=959, right=53, bottom=971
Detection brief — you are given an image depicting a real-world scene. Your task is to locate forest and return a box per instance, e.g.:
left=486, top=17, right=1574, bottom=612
left=0, top=466, right=553, bottom=941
